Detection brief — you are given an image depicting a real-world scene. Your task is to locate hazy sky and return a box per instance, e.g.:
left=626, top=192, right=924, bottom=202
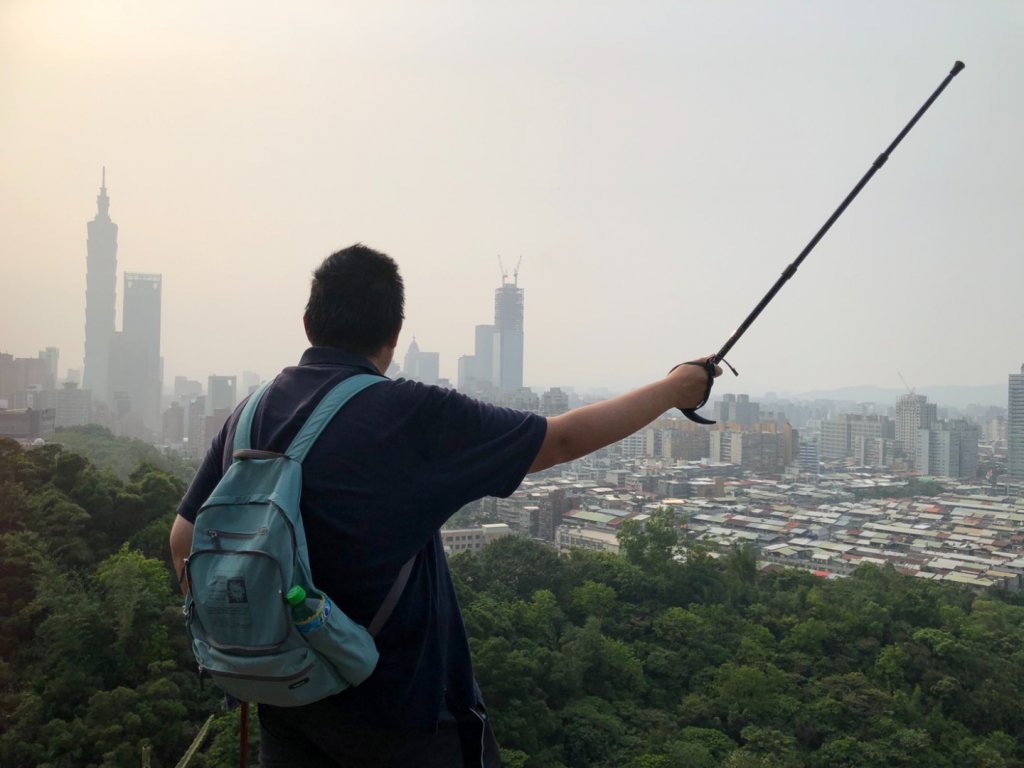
left=2, top=1, right=1022, bottom=398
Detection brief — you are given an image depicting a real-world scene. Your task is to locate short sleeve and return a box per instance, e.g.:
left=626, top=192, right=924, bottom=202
left=396, top=383, right=548, bottom=509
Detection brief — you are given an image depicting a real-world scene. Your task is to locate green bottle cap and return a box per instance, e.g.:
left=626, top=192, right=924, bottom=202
left=286, top=585, right=306, bottom=605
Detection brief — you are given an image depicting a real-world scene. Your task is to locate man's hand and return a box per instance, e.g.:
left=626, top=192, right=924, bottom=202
left=667, top=356, right=723, bottom=410
left=170, top=515, right=195, bottom=596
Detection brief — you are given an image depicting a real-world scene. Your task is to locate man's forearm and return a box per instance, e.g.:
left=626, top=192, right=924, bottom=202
left=529, top=379, right=679, bottom=472
left=528, top=359, right=718, bottom=474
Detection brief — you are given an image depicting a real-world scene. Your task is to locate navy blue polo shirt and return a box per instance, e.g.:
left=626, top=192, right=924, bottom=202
left=177, top=346, right=547, bottom=728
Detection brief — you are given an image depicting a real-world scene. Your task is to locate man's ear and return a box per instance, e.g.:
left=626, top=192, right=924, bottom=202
left=387, top=322, right=402, bottom=352
left=303, top=312, right=313, bottom=342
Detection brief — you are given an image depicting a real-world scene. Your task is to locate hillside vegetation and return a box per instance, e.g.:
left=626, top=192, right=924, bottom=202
left=1, top=438, right=1022, bottom=767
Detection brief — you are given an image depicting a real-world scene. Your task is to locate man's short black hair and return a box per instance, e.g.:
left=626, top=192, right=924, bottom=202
left=304, top=244, right=405, bottom=356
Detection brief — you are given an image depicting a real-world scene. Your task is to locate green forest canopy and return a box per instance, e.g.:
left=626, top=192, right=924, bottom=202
left=1, top=438, right=1023, bottom=767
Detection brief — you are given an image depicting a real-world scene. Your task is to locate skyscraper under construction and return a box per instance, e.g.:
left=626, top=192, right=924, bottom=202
left=493, top=267, right=523, bottom=393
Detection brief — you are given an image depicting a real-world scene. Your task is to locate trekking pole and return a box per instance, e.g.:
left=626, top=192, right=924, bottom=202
left=239, top=701, right=249, bottom=768
left=682, top=60, right=965, bottom=425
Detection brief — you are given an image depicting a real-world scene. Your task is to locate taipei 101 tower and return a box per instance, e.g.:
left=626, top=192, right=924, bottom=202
left=83, top=169, right=118, bottom=406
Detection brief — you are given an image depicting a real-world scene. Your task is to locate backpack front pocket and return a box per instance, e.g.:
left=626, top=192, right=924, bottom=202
left=187, top=549, right=291, bottom=650
left=194, top=639, right=349, bottom=706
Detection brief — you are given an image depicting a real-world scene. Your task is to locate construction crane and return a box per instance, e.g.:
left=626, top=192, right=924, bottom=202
left=497, top=255, right=522, bottom=285
left=898, top=371, right=915, bottom=394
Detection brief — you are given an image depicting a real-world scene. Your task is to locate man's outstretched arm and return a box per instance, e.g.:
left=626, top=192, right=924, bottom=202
left=528, top=359, right=720, bottom=473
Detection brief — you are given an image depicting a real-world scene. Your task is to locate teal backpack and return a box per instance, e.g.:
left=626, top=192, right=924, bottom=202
left=184, top=373, right=413, bottom=706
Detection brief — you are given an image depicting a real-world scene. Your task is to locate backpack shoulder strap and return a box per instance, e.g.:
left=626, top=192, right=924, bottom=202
left=286, top=373, right=386, bottom=463
left=231, top=381, right=274, bottom=455
left=368, top=555, right=416, bottom=638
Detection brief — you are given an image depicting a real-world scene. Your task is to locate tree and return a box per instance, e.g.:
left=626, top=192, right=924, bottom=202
left=26, top=488, right=91, bottom=567
left=93, top=545, right=179, bottom=683
left=560, top=697, right=626, bottom=768
left=459, top=535, right=564, bottom=600
left=618, top=507, right=678, bottom=572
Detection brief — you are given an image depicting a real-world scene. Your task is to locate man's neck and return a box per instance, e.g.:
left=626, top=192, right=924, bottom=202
left=367, top=349, right=393, bottom=376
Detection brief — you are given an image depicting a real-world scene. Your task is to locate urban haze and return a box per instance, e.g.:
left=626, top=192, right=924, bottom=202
left=2, top=1, right=1022, bottom=399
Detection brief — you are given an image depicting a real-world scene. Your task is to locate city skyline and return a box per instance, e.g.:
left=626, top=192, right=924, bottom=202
left=5, top=168, right=1022, bottom=409
left=2, top=2, right=1022, bottom=396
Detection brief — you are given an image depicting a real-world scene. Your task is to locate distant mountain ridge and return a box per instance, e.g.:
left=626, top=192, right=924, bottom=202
left=780, top=383, right=1006, bottom=409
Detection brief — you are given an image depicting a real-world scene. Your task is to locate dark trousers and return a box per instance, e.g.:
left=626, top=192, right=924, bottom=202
left=258, top=697, right=501, bottom=768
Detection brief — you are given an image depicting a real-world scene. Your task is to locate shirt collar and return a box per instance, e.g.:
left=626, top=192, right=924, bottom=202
left=298, top=346, right=383, bottom=374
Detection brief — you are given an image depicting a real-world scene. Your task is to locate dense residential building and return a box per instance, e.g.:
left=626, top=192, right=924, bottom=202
left=710, top=427, right=782, bottom=472
left=798, top=437, right=821, bottom=474
left=895, top=393, right=936, bottom=468
left=820, top=416, right=852, bottom=460
left=820, top=413, right=895, bottom=467
left=37, top=382, right=92, bottom=428
left=506, top=455, right=1024, bottom=593
left=0, top=408, right=55, bottom=441
left=540, top=387, right=569, bottom=416
left=556, top=525, right=620, bottom=554
left=618, top=432, right=647, bottom=461
left=440, top=523, right=511, bottom=555
left=645, top=420, right=711, bottom=461
left=83, top=170, right=118, bottom=408
left=500, top=387, right=540, bottom=411
left=917, top=418, right=980, bottom=479
left=0, top=352, right=55, bottom=408
left=1009, top=365, right=1024, bottom=478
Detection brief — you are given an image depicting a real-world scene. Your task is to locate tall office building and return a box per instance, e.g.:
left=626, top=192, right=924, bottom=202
left=162, top=401, right=185, bottom=445
left=402, top=338, right=440, bottom=385
left=83, top=170, right=118, bottom=407
left=458, top=324, right=496, bottom=396
left=187, top=396, right=207, bottom=459
left=38, top=348, right=59, bottom=383
left=895, top=393, right=936, bottom=469
left=493, top=274, right=524, bottom=393
left=715, top=394, right=760, bottom=426
left=121, top=273, right=162, bottom=434
left=1009, top=365, right=1024, bottom=478
left=208, top=375, right=238, bottom=415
